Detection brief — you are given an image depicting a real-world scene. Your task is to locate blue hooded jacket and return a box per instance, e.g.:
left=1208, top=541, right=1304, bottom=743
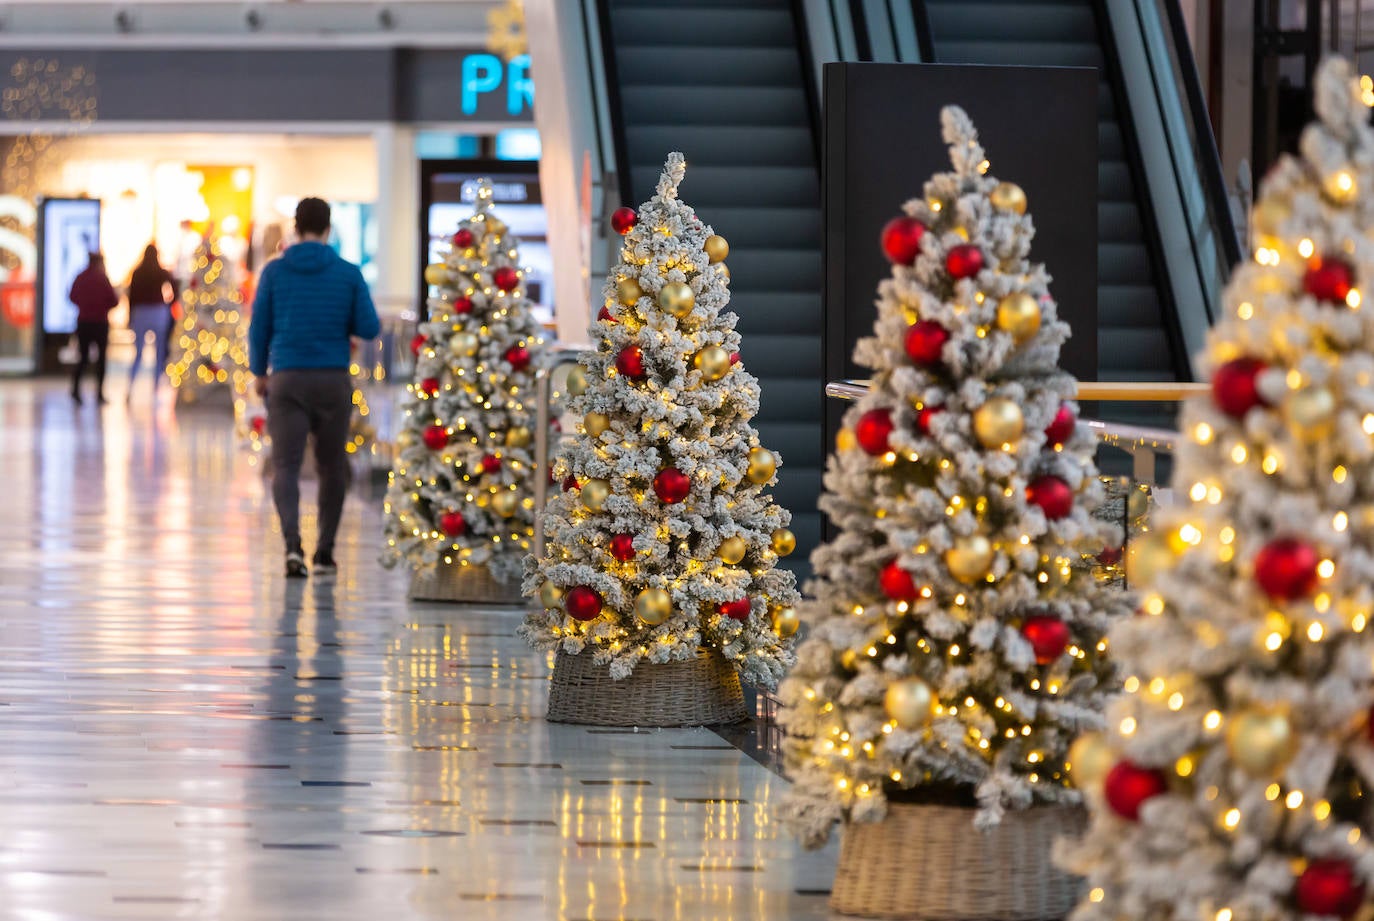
left=248, top=242, right=380, bottom=376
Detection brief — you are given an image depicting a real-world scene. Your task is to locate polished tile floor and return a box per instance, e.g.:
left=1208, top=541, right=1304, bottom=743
left=0, top=379, right=837, bottom=921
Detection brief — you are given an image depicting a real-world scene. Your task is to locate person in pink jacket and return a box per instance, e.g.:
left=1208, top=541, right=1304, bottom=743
left=68, top=251, right=118, bottom=405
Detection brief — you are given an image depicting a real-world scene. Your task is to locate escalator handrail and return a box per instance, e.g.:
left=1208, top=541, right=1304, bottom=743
left=592, top=0, right=635, bottom=207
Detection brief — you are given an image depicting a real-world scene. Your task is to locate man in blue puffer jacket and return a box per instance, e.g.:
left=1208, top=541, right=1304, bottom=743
left=249, top=197, right=380, bottom=579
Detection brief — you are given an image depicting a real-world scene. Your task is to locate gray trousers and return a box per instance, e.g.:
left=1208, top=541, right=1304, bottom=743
left=266, top=369, right=353, bottom=556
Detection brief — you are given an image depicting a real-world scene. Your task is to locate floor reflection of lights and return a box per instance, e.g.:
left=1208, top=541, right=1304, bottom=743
left=0, top=379, right=837, bottom=919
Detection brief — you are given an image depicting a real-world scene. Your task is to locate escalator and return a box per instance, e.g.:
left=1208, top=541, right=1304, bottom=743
left=597, top=0, right=825, bottom=568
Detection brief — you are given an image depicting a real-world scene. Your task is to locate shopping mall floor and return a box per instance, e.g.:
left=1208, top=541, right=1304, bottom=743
left=0, top=376, right=838, bottom=921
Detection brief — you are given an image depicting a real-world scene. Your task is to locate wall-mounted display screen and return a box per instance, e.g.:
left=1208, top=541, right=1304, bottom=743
left=40, top=198, right=101, bottom=335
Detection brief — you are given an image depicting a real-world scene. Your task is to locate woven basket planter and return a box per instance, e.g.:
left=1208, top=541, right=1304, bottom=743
left=546, top=648, right=747, bottom=727
left=408, top=563, right=524, bottom=604
left=830, top=801, right=1085, bottom=920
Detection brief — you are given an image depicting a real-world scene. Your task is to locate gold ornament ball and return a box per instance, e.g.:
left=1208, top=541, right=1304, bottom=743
left=694, top=346, right=731, bottom=382
left=566, top=365, right=588, bottom=396
left=718, top=536, right=747, bottom=565
left=616, top=277, right=644, bottom=306
left=884, top=677, right=935, bottom=727
left=658, top=281, right=695, bottom=318
left=836, top=428, right=857, bottom=452
left=582, top=478, right=610, bottom=512
left=486, top=218, right=507, bottom=236
left=771, top=528, right=796, bottom=557
left=492, top=491, right=519, bottom=518
left=1287, top=387, right=1336, bottom=438
left=505, top=426, right=532, bottom=448
left=584, top=412, right=610, bottom=437
left=995, top=292, right=1041, bottom=344
left=1067, top=731, right=1116, bottom=791
left=634, top=587, right=673, bottom=626
left=704, top=234, right=730, bottom=264
left=538, top=582, right=563, bottom=609
left=1226, top=708, right=1295, bottom=776
left=424, top=263, right=448, bottom=286
left=719, top=264, right=730, bottom=280
left=746, top=447, right=777, bottom=484
left=771, top=606, right=800, bottom=637
left=450, top=332, right=479, bottom=358
left=972, top=397, right=1025, bottom=449
left=990, top=182, right=1028, bottom=215
left=1127, top=487, right=1152, bottom=523
left=945, top=535, right=994, bottom=584
left=1126, top=532, right=1175, bottom=585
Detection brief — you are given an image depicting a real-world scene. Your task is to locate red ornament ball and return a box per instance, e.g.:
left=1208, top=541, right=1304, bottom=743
left=1254, top=537, right=1320, bottom=601
left=1044, top=403, right=1076, bottom=446
left=480, top=454, right=502, bottom=475
left=250, top=416, right=266, bottom=436
left=917, top=405, right=944, bottom=435
left=609, top=533, right=636, bottom=562
left=880, top=216, right=926, bottom=265
left=453, top=228, right=475, bottom=248
left=423, top=425, right=449, bottom=451
left=855, top=408, right=895, bottom=456
left=410, top=333, right=428, bottom=357
left=1020, top=615, right=1071, bottom=665
left=905, top=320, right=949, bottom=367
left=653, top=467, right=691, bottom=504
left=564, top=586, right=603, bottom=622
left=610, top=207, right=638, bottom=235
left=452, top=295, right=474, bottom=315
left=616, top=345, right=647, bottom=381
left=439, top=510, right=466, bottom=537
left=1303, top=257, right=1355, bottom=304
left=505, top=345, right=531, bottom=371
left=562, top=475, right=580, bottom=492
left=879, top=559, right=918, bottom=602
left=493, top=266, right=520, bottom=292
left=1295, top=859, right=1366, bottom=918
left=420, top=377, right=440, bottom=397
left=718, top=598, right=752, bottom=621
left=729, top=351, right=741, bottom=365
left=1104, top=761, right=1168, bottom=820
left=1212, top=357, right=1268, bottom=418
left=598, top=305, right=616, bottom=323
left=1098, top=545, right=1123, bottom=565
left=945, top=244, right=985, bottom=279
left=1027, top=474, right=1074, bottom=520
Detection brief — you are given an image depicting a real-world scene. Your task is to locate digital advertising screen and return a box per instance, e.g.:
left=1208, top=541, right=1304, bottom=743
left=40, top=198, right=101, bottom=335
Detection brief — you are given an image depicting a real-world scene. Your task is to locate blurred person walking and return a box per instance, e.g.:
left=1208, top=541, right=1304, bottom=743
left=125, top=244, right=178, bottom=400
left=68, top=252, right=118, bottom=405
left=249, top=198, right=380, bottom=579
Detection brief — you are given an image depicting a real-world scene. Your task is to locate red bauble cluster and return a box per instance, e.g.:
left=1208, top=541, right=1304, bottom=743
left=493, top=266, right=520, bottom=292
left=880, top=216, right=926, bottom=265
left=1103, top=761, right=1168, bottom=820
left=1212, top=357, right=1268, bottom=418
left=1044, top=403, right=1075, bottom=446
left=718, top=598, right=752, bottom=621
left=1026, top=474, right=1074, bottom=520
left=917, top=405, right=944, bottom=435
left=616, top=345, right=647, bottom=381
left=452, top=295, right=474, bottom=315
left=410, top=333, right=427, bottom=357
left=609, top=533, right=636, bottom=562
left=453, top=228, right=475, bottom=248
left=564, top=586, right=603, bottom=621
left=879, top=559, right=918, bottom=602
left=1294, top=859, right=1365, bottom=918
left=505, top=345, right=531, bottom=371
left=480, top=454, right=502, bottom=475
left=653, top=467, right=691, bottom=504
left=610, top=207, right=638, bottom=235
left=1020, top=615, right=1070, bottom=665
left=420, top=377, right=440, bottom=397
left=855, top=408, right=894, bottom=456
left=439, top=510, right=466, bottom=537
left=905, top=320, right=949, bottom=367
left=945, top=244, right=984, bottom=279
left=423, top=424, right=449, bottom=450
left=1303, top=256, right=1355, bottom=304
left=1254, top=537, right=1320, bottom=601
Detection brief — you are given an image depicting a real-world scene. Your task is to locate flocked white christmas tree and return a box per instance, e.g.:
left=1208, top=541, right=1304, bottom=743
left=520, top=152, right=799, bottom=688
left=167, top=239, right=249, bottom=404
left=776, top=106, right=1132, bottom=847
left=1060, top=56, right=1374, bottom=921
left=382, top=179, right=548, bottom=583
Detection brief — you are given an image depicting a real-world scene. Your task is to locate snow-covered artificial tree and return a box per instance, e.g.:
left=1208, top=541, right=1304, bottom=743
left=1060, top=56, right=1374, bottom=921
left=167, top=240, right=249, bottom=404
left=381, top=179, right=548, bottom=585
left=777, top=106, right=1133, bottom=847
left=521, top=152, right=799, bottom=689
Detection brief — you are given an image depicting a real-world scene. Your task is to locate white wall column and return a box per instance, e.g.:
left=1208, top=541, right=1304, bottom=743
left=372, top=124, right=419, bottom=319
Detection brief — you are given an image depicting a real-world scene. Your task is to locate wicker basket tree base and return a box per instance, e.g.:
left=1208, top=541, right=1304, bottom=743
left=830, top=802, right=1085, bottom=920
left=546, top=648, right=747, bottom=727
left=408, top=563, right=524, bottom=604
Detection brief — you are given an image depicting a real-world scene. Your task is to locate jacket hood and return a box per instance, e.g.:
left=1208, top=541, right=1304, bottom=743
left=281, top=241, right=337, bottom=274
